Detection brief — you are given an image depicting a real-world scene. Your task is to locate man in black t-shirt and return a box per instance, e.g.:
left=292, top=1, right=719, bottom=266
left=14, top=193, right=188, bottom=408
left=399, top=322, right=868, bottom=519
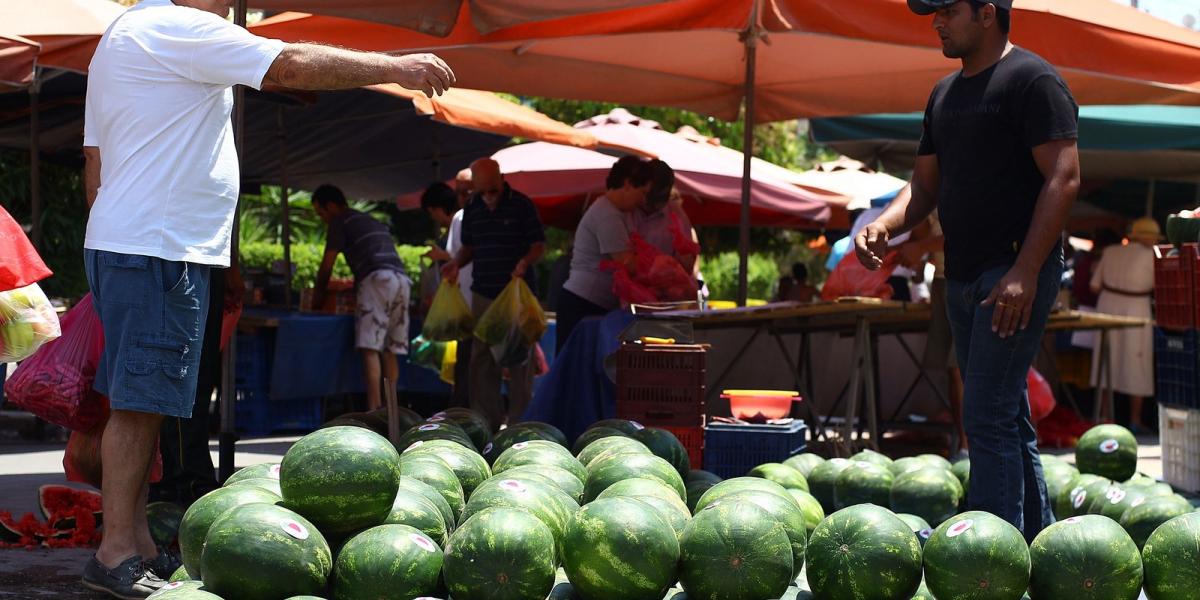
left=856, top=0, right=1080, bottom=541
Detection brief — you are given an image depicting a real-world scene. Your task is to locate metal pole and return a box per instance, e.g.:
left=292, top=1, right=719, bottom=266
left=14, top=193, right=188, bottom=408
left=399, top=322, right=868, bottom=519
left=279, top=106, right=293, bottom=309
left=29, top=67, right=41, bottom=250
left=737, top=27, right=758, bottom=307
left=219, top=0, right=249, bottom=482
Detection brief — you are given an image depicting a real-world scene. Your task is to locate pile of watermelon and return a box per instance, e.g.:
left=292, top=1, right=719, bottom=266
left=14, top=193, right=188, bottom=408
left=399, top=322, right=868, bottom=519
left=155, top=418, right=1200, bottom=600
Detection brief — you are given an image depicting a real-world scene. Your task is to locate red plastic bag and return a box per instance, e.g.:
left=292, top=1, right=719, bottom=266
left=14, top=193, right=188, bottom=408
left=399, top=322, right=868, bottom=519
left=1027, top=367, right=1056, bottom=422
left=63, top=399, right=163, bottom=489
left=5, top=294, right=105, bottom=431
left=0, top=205, right=52, bottom=292
left=669, top=213, right=700, bottom=257
left=605, top=233, right=699, bottom=305
left=820, top=250, right=900, bottom=301
left=220, top=303, right=242, bottom=351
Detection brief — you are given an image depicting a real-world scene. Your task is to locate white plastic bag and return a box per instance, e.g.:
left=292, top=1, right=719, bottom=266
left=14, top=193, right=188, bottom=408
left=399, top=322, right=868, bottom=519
left=0, top=283, right=61, bottom=363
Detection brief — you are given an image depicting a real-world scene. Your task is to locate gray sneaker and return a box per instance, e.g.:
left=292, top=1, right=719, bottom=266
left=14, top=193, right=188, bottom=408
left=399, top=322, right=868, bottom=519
left=143, top=547, right=182, bottom=581
left=82, top=555, right=166, bottom=600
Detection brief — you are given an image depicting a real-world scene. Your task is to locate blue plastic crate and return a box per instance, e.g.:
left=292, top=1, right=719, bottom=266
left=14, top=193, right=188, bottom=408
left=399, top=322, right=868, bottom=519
left=234, top=333, right=272, bottom=391
left=703, top=420, right=807, bottom=479
left=1156, top=328, right=1199, bottom=409
left=236, top=389, right=323, bottom=436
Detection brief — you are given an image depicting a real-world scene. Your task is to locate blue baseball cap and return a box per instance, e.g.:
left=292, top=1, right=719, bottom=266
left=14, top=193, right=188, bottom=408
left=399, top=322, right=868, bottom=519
left=908, top=0, right=1013, bottom=15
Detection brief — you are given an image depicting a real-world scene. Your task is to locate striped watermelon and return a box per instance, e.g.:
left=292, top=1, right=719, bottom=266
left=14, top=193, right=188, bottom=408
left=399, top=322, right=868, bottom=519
left=1142, top=512, right=1200, bottom=600
left=720, top=489, right=808, bottom=580
left=585, top=453, right=685, bottom=502
left=443, top=507, right=557, bottom=600
left=693, top=477, right=796, bottom=514
left=498, top=464, right=585, bottom=503
left=506, top=422, right=570, bottom=448
left=807, top=458, right=852, bottom=514
left=571, top=426, right=632, bottom=456
left=576, top=435, right=650, bottom=467
left=1075, top=425, right=1138, bottom=482
left=399, top=455, right=466, bottom=523
left=634, top=427, right=691, bottom=480
left=895, top=513, right=933, bottom=546
left=397, top=477, right=456, bottom=532
left=1043, top=461, right=1081, bottom=508
left=460, top=478, right=572, bottom=560
left=562, top=497, right=680, bottom=599
left=888, top=457, right=929, bottom=477
left=227, top=477, right=283, bottom=497
left=889, top=467, right=963, bottom=526
left=597, top=477, right=690, bottom=510
left=179, top=486, right=281, bottom=578
left=916, top=454, right=953, bottom=471
left=748, top=463, right=809, bottom=491
left=332, top=524, right=442, bottom=600
left=951, top=459, right=970, bottom=486
left=849, top=449, right=894, bottom=469
left=685, top=480, right=719, bottom=513
left=630, top=495, right=691, bottom=540
left=492, top=440, right=587, bottom=482
left=385, top=490, right=449, bottom=546
left=146, top=502, right=185, bottom=549
left=401, top=439, right=491, bottom=498
left=1084, top=482, right=1126, bottom=515
left=224, top=463, right=281, bottom=487
left=784, top=453, right=827, bottom=478
left=833, top=461, right=894, bottom=510
left=911, top=579, right=935, bottom=600
left=1098, top=486, right=1149, bottom=522
left=923, top=511, right=1031, bottom=599
left=786, top=489, right=826, bottom=539
left=586, top=418, right=646, bottom=436
left=687, top=469, right=724, bottom=485
left=483, top=426, right=559, bottom=464
left=1028, top=515, right=1142, bottom=600
left=146, top=581, right=221, bottom=598
left=1120, top=495, right=1194, bottom=549
left=806, top=504, right=923, bottom=600
left=679, top=500, right=793, bottom=600
left=280, top=427, right=401, bottom=535
left=1055, top=474, right=1107, bottom=519
left=431, top=407, right=494, bottom=450
left=199, top=503, right=332, bottom=600
left=168, top=567, right=191, bottom=582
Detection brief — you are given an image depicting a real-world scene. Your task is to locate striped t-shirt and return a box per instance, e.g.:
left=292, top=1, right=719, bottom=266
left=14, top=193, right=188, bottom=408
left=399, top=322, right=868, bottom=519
left=460, top=185, right=545, bottom=299
left=325, top=209, right=405, bottom=282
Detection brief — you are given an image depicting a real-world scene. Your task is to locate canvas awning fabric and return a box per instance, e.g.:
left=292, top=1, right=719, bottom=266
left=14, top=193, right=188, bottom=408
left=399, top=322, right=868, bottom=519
left=0, top=0, right=125, bottom=73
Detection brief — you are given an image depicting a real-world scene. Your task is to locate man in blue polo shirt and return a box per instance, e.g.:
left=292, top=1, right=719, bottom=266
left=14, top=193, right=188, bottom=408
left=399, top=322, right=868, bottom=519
left=442, top=158, right=545, bottom=430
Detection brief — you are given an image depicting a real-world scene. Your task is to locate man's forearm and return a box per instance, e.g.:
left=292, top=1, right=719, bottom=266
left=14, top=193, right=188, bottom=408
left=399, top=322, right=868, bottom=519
left=84, top=147, right=101, bottom=208
left=1014, top=175, right=1077, bottom=273
left=522, top=243, right=545, bottom=266
left=876, top=182, right=937, bottom=238
left=455, top=246, right=474, bottom=269
left=265, top=44, right=400, bottom=90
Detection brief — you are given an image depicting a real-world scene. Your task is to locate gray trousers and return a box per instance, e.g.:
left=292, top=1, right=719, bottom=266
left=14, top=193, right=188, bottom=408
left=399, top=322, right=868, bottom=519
left=470, top=293, right=536, bottom=431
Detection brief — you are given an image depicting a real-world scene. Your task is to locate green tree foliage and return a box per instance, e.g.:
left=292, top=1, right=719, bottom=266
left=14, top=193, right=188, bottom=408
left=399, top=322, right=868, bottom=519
left=0, top=150, right=89, bottom=299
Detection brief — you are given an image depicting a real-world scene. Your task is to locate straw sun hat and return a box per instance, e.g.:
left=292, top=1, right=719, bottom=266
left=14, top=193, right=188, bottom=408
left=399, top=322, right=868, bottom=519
left=1128, top=217, right=1164, bottom=243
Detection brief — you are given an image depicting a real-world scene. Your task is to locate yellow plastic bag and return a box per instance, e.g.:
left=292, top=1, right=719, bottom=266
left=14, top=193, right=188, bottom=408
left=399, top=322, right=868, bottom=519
left=475, top=278, right=547, bottom=368
left=421, top=280, right=475, bottom=341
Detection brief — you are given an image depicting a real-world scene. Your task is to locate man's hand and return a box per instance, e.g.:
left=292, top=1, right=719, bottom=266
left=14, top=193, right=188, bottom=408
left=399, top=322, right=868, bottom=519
left=512, top=259, right=529, bottom=279
left=441, top=261, right=459, bottom=284
left=393, top=53, right=456, bottom=97
left=854, top=222, right=891, bottom=271
left=982, top=265, right=1037, bottom=339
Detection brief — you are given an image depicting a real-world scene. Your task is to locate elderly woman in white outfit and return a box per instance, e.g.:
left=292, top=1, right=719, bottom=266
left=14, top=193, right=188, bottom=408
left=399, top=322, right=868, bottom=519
left=1090, top=217, right=1161, bottom=433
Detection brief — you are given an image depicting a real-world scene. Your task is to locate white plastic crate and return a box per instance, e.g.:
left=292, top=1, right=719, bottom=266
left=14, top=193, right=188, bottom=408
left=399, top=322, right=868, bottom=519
left=1160, top=407, right=1200, bottom=493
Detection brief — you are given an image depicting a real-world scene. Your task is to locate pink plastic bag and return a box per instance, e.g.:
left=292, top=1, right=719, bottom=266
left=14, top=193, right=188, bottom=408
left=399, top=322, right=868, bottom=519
left=821, top=250, right=899, bottom=301
left=1027, top=368, right=1056, bottom=423
left=5, top=294, right=106, bottom=431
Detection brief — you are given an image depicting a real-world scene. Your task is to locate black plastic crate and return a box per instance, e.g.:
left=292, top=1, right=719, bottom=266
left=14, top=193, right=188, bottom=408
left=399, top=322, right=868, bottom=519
left=703, top=420, right=807, bottom=479
left=1156, top=328, right=1198, bottom=409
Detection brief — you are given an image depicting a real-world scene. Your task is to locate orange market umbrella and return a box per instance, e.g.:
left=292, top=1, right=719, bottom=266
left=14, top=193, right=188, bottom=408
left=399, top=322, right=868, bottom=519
left=0, top=35, right=38, bottom=88
left=0, top=0, right=124, bottom=73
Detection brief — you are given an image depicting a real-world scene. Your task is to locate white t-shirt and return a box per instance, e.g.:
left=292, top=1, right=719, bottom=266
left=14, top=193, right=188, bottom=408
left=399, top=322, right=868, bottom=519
left=444, top=209, right=473, bottom=309
left=564, top=196, right=633, bottom=310
left=83, top=0, right=285, bottom=266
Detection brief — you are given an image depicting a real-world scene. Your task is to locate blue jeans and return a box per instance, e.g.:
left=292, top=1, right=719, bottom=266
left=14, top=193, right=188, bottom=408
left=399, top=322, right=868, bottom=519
left=945, top=250, right=1062, bottom=541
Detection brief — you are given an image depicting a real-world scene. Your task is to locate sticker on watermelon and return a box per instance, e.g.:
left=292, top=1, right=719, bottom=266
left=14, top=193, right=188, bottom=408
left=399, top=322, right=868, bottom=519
left=427, top=415, right=446, bottom=423
left=1107, top=489, right=1127, bottom=504
left=512, top=442, right=529, bottom=451
left=1099, top=439, right=1120, bottom=454
left=410, top=533, right=437, bottom=553
left=161, top=582, right=185, bottom=591
left=631, top=421, right=645, bottom=430
left=498, top=480, right=527, bottom=493
left=918, top=528, right=933, bottom=540
left=281, top=519, right=310, bottom=540
left=483, top=443, right=493, bottom=455
left=433, top=411, right=447, bottom=418
left=268, top=464, right=281, bottom=479
left=1130, top=497, right=1147, bottom=509
left=1073, top=491, right=1088, bottom=509
left=947, top=519, right=974, bottom=538
left=1063, top=517, right=1083, bottom=525
left=418, top=424, right=440, bottom=432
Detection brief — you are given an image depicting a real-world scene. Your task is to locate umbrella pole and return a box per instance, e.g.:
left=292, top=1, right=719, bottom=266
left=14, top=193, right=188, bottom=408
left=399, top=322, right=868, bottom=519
left=219, top=0, right=249, bottom=482
left=279, top=106, right=292, bottom=309
left=29, top=67, right=41, bottom=251
left=737, top=28, right=759, bottom=307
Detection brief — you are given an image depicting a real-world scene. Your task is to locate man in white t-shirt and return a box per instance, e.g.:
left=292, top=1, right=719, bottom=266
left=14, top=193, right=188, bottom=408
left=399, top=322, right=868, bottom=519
left=81, top=0, right=452, bottom=596
left=445, top=168, right=475, bottom=407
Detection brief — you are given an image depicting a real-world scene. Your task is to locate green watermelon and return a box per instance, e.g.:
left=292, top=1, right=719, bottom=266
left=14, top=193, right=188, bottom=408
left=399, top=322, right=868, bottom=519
left=397, top=477, right=456, bottom=532
left=1043, top=461, right=1081, bottom=507
left=475, top=471, right=584, bottom=523
left=748, top=463, right=810, bottom=491
left=889, top=467, right=963, bottom=526
left=808, top=458, right=852, bottom=514
left=478, top=469, right=561, bottom=495
left=1074, top=425, right=1138, bottom=482
left=1028, top=515, right=1142, bottom=600
left=1098, top=486, right=1149, bottom=522
left=280, top=427, right=401, bottom=535
left=499, top=464, right=585, bottom=503
left=507, top=421, right=570, bottom=447
left=585, top=453, right=685, bottom=502
left=685, top=480, right=719, bottom=513
left=402, top=439, right=491, bottom=498
left=146, top=502, right=185, bottom=548
left=384, top=490, right=449, bottom=546
left=492, top=440, right=587, bottom=482
left=146, top=581, right=221, bottom=598
left=911, top=579, right=935, bottom=600
left=923, top=511, right=1031, bottom=600
left=849, top=449, right=893, bottom=469
left=687, top=469, right=724, bottom=485
left=1120, top=495, right=1194, bottom=549
left=322, top=412, right=388, bottom=437
left=396, top=422, right=474, bottom=452
left=1123, top=472, right=1157, bottom=487
left=916, top=454, right=953, bottom=471
left=443, top=507, right=557, bottom=600
left=200, top=503, right=332, bottom=600
left=1060, top=475, right=1111, bottom=518
left=399, top=455, right=466, bottom=523
left=1083, top=481, right=1125, bottom=515
left=484, top=426, right=560, bottom=464
left=571, top=426, right=631, bottom=456
left=786, top=489, right=826, bottom=538
left=1142, top=512, right=1200, bottom=600
left=460, top=478, right=572, bottom=560
left=576, top=435, right=650, bottom=467
left=888, top=457, right=929, bottom=477
left=226, top=477, right=283, bottom=497
left=631, top=495, right=691, bottom=540
left=634, top=427, right=691, bottom=480
left=562, top=497, right=680, bottom=599
left=1055, top=474, right=1106, bottom=518
left=431, top=407, right=494, bottom=450
left=224, top=463, right=281, bottom=487
left=366, top=405, right=424, bottom=431
left=833, top=461, right=894, bottom=510
left=951, top=459, right=970, bottom=486
left=693, top=477, right=797, bottom=514
left=805, top=504, right=923, bottom=600
left=784, top=453, right=827, bottom=478
left=680, top=500, right=793, bottom=600
left=720, top=490, right=808, bottom=580
left=597, top=477, right=690, bottom=510
left=332, top=524, right=442, bottom=600
left=895, top=513, right=933, bottom=546
left=179, top=486, right=281, bottom=578
left=586, top=418, right=646, bottom=436
left=168, top=566, right=191, bottom=583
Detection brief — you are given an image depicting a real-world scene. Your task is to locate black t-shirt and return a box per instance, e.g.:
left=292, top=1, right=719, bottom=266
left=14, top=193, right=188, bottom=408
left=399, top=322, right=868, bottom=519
left=918, top=47, right=1078, bottom=282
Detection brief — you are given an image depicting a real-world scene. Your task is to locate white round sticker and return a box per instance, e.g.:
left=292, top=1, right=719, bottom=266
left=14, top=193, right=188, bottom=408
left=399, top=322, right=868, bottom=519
left=1063, top=516, right=1083, bottom=525
left=427, top=415, right=446, bottom=423
left=268, top=464, right=281, bottom=479
left=498, top=480, right=527, bottom=493
left=281, top=519, right=310, bottom=540
left=406, top=441, right=425, bottom=452
left=512, top=442, right=529, bottom=451
left=947, top=519, right=974, bottom=538
left=410, top=533, right=437, bottom=553
left=1107, top=489, right=1127, bottom=504
left=631, top=421, right=645, bottom=430
left=918, top=528, right=933, bottom=540
left=1131, top=497, right=1147, bottom=509
left=433, top=411, right=447, bottom=418
left=418, top=424, right=440, bottom=432
left=1073, top=491, right=1088, bottom=509
left=161, top=582, right=185, bottom=591
left=1099, top=439, right=1120, bottom=454
left=483, top=443, right=494, bottom=455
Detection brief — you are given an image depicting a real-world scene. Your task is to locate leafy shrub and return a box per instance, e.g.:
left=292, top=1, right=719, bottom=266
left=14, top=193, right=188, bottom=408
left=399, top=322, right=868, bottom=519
left=699, top=252, right=781, bottom=302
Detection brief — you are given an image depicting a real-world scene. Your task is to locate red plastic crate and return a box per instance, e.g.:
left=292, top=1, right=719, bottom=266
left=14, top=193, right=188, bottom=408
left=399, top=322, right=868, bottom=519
left=660, top=425, right=704, bottom=470
left=1154, top=243, right=1199, bottom=331
left=616, top=343, right=706, bottom=427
